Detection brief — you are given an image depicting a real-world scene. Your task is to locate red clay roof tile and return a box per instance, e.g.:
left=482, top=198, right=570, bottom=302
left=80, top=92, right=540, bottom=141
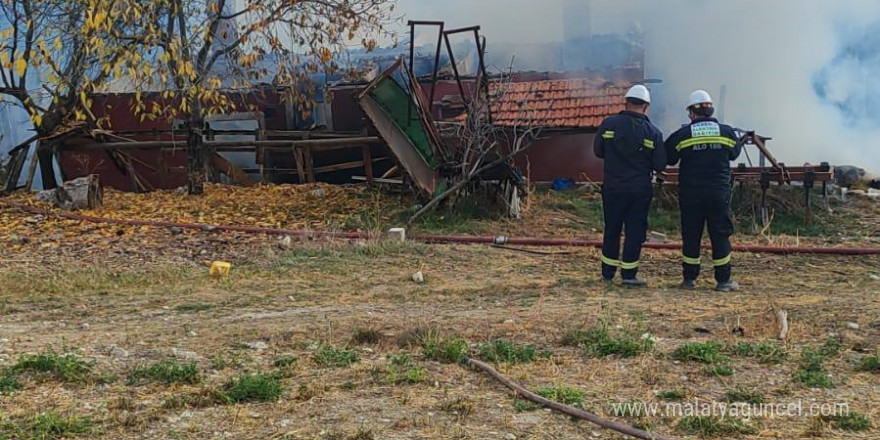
left=487, top=78, right=629, bottom=128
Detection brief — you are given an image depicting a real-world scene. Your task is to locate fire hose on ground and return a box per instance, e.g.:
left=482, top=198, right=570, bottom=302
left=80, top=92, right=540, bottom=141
left=4, top=201, right=880, bottom=255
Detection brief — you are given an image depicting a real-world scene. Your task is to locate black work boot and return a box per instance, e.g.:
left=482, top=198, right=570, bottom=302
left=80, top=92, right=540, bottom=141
left=621, top=277, right=648, bottom=287
left=715, top=280, right=740, bottom=292
left=679, top=279, right=696, bottom=290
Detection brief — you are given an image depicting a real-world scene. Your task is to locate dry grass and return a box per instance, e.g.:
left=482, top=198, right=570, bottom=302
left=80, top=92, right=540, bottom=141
left=0, top=186, right=879, bottom=438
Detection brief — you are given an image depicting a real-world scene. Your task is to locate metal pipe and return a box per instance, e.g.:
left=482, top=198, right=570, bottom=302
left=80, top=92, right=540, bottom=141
left=6, top=202, right=880, bottom=256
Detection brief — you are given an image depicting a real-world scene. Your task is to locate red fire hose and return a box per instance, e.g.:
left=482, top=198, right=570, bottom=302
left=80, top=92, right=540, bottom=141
left=5, top=202, right=880, bottom=256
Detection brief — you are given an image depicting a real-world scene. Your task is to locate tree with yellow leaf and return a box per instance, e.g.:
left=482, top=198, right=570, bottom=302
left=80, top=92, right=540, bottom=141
left=113, top=0, right=396, bottom=195
left=0, top=0, right=137, bottom=189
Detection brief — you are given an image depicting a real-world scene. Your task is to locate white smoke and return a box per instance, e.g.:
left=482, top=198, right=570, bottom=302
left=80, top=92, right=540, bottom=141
left=393, top=0, right=880, bottom=172
left=635, top=0, right=880, bottom=172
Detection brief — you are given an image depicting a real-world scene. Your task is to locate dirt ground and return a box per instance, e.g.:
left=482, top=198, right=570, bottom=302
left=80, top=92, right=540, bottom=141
left=1, top=185, right=879, bottom=440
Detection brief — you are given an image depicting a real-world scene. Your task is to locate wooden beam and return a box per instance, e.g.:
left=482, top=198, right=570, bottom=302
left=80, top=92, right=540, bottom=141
left=313, top=157, right=389, bottom=174
left=303, top=146, right=315, bottom=183
left=362, top=144, right=374, bottom=185
left=211, top=153, right=256, bottom=186
left=24, top=141, right=40, bottom=191
left=292, top=145, right=306, bottom=183
left=3, top=144, right=30, bottom=192
left=69, top=137, right=382, bottom=151
left=352, top=176, right=403, bottom=185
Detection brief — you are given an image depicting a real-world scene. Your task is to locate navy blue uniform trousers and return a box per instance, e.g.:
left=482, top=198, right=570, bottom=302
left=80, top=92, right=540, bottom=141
left=601, top=189, right=652, bottom=280
left=680, top=190, right=733, bottom=283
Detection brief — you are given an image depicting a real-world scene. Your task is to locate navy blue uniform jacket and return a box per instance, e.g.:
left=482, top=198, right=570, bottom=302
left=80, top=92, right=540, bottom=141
left=664, top=117, right=742, bottom=193
left=593, top=110, right=667, bottom=193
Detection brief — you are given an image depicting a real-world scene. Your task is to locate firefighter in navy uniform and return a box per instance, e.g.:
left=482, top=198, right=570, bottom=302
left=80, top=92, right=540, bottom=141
left=665, top=90, right=743, bottom=292
left=593, top=85, right=667, bottom=286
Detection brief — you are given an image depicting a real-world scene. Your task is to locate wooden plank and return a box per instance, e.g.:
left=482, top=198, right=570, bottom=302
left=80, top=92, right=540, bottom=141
left=362, top=144, right=374, bottom=185
left=313, top=157, right=389, bottom=174
left=70, top=137, right=382, bottom=151
left=157, top=149, right=168, bottom=181
left=303, top=146, right=315, bottom=183
left=211, top=153, right=256, bottom=186
left=352, top=176, right=403, bottom=185
left=4, top=144, right=31, bottom=192
left=24, top=141, right=40, bottom=191
left=381, top=165, right=399, bottom=179
left=293, top=144, right=306, bottom=183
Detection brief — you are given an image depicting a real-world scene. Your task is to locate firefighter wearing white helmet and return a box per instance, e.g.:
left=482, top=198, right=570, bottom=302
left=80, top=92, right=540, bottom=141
left=664, top=90, right=743, bottom=292
left=593, top=85, right=667, bottom=287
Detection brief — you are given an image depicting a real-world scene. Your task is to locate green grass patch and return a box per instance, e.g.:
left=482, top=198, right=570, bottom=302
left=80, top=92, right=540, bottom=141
left=793, top=369, right=834, bottom=388
left=855, top=355, right=880, bottom=373
left=374, top=354, right=426, bottom=385
left=408, top=200, right=497, bottom=235
left=819, top=337, right=842, bottom=357
left=725, top=387, right=764, bottom=404
left=726, top=341, right=787, bottom=364
left=313, top=345, right=359, bottom=368
left=824, top=412, right=873, bottom=432
left=564, top=326, right=653, bottom=358
left=0, top=370, right=21, bottom=393
left=656, top=389, right=685, bottom=401
left=673, top=342, right=730, bottom=364
left=1, top=412, right=92, bottom=439
left=127, top=360, right=201, bottom=386
left=478, top=340, right=552, bottom=364
left=13, top=349, right=93, bottom=383
left=513, top=386, right=585, bottom=412
left=422, top=335, right=469, bottom=364
left=536, top=386, right=585, bottom=407
left=676, top=415, right=758, bottom=436
left=174, top=303, right=213, bottom=313
left=513, top=398, right=542, bottom=412
left=794, top=346, right=835, bottom=388
left=218, top=373, right=282, bottom=403
left=703, top=365, right=734, bottom=377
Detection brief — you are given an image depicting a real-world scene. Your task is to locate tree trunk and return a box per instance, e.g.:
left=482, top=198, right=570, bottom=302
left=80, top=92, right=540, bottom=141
left=37, top=139, right=58, bottom=190
left=186, top=116, right=205, bottom=195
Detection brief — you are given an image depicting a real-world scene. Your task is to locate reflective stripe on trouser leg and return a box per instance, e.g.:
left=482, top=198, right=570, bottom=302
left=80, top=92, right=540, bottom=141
left=620, top=260, right=640, bottom=278
left=621, top=191, right=651, bottom=280
left=602, top=255, right=621, bottom=267
left=620, top=260, right=639, bottom=270
left=712, top=255, right=731, bottom=266
left=601, top=190, right=625, bottom=280
left=680, top=193, right=706, bottom=282
left=706, top=193, right=734, bottom=283
left=713, top=254, right=732, bottom=284
left=601, top=255, right=620, bottom=280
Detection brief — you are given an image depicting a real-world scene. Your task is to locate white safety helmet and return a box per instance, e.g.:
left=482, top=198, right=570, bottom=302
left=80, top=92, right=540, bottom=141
left=624, top=85, right=651, bottom=104
left=687, top=89, right=714, bottom=108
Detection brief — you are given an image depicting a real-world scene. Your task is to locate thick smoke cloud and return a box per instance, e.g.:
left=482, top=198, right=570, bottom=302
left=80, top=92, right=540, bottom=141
left=395, top=0, right=880, bottom=171
left=814, top=20, right=880, bottom=130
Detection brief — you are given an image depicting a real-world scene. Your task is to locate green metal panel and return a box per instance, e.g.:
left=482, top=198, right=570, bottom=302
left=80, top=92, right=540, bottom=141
left=369, top=77, right=438, bottom=169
